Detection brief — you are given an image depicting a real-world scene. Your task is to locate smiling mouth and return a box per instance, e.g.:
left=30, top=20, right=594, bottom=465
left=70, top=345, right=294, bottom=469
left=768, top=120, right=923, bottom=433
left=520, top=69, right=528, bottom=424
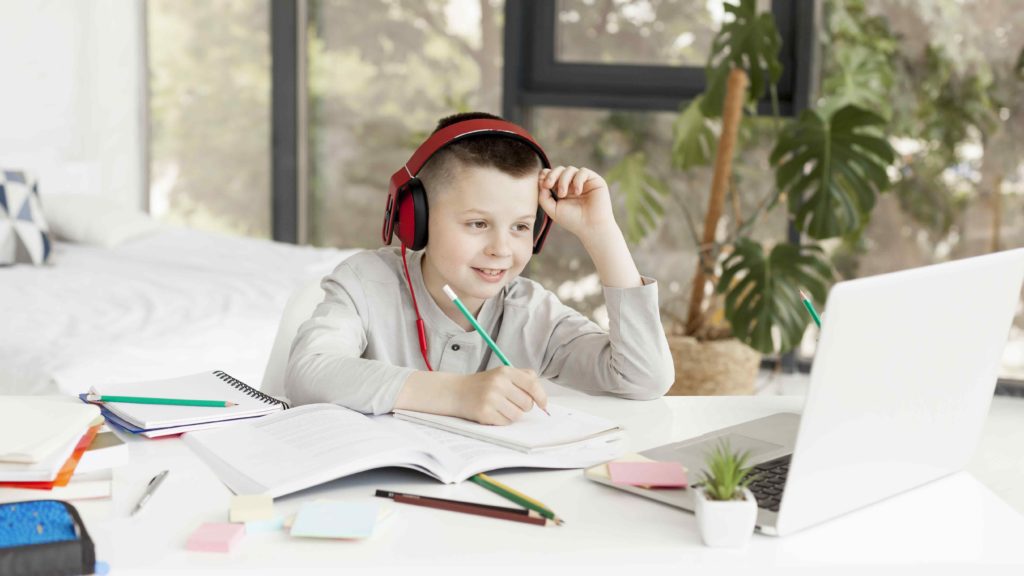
left=473, top=267, right=507, bottom=278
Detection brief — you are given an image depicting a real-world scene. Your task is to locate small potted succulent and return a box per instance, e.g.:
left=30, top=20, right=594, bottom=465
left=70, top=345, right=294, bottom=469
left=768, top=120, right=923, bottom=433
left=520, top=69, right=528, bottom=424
left=693, top=440, right=758, bottom=547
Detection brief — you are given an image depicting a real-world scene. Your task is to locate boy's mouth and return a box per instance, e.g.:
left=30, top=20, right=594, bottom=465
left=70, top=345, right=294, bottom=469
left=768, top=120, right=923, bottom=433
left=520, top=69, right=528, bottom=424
left=472, top=267, right=507, bottom=283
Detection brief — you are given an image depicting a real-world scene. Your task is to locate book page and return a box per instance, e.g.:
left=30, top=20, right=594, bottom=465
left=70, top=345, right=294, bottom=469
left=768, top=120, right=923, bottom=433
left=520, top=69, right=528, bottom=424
left=184, top=404, right=439, bottom=496
left=392, top=403, right=620, bottom=452
left=375, top=416, right=628, bottom=483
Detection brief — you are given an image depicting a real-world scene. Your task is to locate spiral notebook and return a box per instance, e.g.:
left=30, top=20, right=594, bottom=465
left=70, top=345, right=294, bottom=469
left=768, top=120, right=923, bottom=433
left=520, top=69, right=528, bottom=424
left=88, top=371, right=288, bottom=431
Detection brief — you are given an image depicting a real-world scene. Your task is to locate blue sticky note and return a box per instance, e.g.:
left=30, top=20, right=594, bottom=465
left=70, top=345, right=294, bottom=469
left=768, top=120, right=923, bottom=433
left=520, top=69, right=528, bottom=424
left=290, top=501, right=379, bottom=539
left=244, top=516, right=285, bottom=534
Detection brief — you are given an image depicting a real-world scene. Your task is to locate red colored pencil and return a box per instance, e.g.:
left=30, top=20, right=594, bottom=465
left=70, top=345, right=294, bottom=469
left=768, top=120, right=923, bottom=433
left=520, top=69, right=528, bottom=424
left=379, top=491, right=547, bottom=527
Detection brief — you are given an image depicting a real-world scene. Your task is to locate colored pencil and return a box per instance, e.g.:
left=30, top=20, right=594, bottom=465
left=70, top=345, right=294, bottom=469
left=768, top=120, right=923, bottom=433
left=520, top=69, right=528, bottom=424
left=377, top=490, right=547, bottom=526
left=442, top=284, right=550, bottom=416
left=798, top=289, right=822, bottom=328
left=470, top=473, right=564, bottom=525
left=85, top=395, right=236, bottom=408
left=374, top=489, right=541, bottom=518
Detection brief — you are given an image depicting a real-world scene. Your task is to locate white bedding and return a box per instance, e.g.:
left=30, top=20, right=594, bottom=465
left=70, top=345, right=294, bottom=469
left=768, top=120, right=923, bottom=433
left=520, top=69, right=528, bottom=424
left=0, top=227, right=357, bottom=395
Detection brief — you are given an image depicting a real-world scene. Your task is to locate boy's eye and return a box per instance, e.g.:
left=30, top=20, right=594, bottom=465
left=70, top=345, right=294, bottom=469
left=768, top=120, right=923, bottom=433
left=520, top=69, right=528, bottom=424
left=513, top=223, right=532, bottom=232
left=468, top=221, right=487, bottom=229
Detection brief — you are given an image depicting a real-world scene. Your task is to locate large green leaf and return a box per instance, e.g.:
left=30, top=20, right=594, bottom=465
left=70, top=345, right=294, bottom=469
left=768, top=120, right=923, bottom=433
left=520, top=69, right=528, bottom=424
left=717, top=239, right=833, bottom=354
left=672, top=96, right=715, bottom=170
left=607, top=152, right=668, bottom=244
left=770, top=105, right=895, bottom=239
left=700, top=0, right=782, bottom=118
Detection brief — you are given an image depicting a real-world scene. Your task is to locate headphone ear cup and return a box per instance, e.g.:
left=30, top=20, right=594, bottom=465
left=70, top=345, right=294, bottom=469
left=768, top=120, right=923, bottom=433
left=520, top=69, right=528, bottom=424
left=398, top=178, right=429, bottom=250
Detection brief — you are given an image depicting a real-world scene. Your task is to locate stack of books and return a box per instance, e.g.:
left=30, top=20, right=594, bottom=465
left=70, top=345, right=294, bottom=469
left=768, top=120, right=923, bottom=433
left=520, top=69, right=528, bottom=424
left=0, top=397, right=129, bottom=502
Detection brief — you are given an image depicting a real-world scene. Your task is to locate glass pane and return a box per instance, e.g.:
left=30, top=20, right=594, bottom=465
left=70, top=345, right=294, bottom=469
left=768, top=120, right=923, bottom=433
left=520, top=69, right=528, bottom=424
left=809, top=0, right=1024, bottom=381
left=528, top=106, right=788, bottom=329
left=307, top=0, right=505, bottom=248
left=554, top=0, right=726, bottom=66
left=148, top=0, right=271, bottom=238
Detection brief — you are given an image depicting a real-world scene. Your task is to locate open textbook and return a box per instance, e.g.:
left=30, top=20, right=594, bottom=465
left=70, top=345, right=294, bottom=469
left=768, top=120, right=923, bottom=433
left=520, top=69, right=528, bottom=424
left=183, top=403, right=626, bottom=497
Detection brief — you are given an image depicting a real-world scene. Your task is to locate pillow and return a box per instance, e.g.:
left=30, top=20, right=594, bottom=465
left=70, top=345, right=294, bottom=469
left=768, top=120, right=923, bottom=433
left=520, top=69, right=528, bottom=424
left=42, top=194, right=163, bottom=248
left=0, top=169, right=52, bottom=265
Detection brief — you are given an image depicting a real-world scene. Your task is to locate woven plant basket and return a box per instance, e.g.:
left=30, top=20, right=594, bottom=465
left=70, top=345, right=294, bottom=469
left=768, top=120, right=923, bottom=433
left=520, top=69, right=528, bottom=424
left=666, top=336, right=761, bottom=396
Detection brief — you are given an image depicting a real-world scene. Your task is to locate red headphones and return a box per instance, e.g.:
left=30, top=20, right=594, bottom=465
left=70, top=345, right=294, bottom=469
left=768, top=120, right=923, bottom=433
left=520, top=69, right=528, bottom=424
left=381, top=118, right=553, bottom=372
left=381, top=118, right=554, bottom=253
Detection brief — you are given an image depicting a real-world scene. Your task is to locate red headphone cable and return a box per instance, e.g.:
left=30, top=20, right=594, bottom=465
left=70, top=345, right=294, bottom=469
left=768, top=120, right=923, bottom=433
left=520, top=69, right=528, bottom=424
left=401, top=244, right=434, bottom=371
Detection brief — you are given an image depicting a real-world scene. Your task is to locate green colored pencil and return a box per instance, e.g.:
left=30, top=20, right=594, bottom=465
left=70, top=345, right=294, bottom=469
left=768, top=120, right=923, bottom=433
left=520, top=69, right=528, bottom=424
left=799, top=289, right=822, bottom=328
left=442, top=284, right=550, bottom=416
left=442, top=284, right=511, bottom=366
left=470, top=473, right=564, bottom=525
left=85, top=394, right=236, bottom=408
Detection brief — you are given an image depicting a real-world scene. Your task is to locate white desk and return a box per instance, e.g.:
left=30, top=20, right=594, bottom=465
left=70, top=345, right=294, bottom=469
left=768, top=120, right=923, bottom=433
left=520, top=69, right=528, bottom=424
left=74, top=395, right=1024, bottom=572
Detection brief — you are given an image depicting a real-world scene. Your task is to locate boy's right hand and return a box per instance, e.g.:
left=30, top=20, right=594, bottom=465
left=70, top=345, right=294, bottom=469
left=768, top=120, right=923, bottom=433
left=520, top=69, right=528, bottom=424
left=456, top=366, right=548, bottom=426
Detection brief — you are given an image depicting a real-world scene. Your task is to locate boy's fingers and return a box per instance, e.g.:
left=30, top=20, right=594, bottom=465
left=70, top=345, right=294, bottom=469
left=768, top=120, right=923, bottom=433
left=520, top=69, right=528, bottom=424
left=538, top=185, right=558, bottom=215
left=495, top=397, right=525, bottom=425
left=571, top=168, right=590, bottom=196
left=505, top=384, right=535, bottom=412
left=557, top=167, right=578, bottom=198
left=544, top=166, right=565, bottom=188
left=511, top=369, right=548, bottom=411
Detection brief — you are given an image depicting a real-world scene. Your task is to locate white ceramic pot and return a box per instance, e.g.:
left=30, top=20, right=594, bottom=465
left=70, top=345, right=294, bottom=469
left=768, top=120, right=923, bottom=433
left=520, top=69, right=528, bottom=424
left=694, top=487, right=757, bottom=547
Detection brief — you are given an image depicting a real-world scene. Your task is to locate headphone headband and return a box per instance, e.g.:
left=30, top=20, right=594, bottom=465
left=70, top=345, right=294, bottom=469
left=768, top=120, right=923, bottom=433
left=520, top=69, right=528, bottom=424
left=382, top=118, right=553, bottom=253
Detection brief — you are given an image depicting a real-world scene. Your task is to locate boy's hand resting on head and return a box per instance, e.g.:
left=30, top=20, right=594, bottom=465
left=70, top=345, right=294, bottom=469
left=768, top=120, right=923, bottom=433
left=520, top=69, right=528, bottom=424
left=456, top=366, right=548, bottom=426
left=538, top=166, right=617, bottom=244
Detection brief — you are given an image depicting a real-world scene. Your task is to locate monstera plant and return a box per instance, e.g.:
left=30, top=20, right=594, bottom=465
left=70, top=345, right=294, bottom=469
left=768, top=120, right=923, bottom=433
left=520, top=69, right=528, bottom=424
left=611, top=0, right=895, bottom=388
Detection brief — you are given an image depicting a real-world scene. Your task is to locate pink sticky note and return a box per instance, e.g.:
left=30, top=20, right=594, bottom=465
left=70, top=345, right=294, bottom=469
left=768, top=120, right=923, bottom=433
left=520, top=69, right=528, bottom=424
left=608, top=461, right=688, bottom=489
left=186, top=522, right=246, bottom=553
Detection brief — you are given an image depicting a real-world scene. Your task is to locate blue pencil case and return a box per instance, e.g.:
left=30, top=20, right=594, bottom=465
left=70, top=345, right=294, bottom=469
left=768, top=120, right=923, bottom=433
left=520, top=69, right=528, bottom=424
left=0, top=500, right=95, bottom=576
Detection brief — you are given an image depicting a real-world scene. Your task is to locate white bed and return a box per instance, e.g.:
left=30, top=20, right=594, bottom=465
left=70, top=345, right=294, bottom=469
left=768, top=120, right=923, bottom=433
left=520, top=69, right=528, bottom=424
left=1, top=227, right=356, bottom=395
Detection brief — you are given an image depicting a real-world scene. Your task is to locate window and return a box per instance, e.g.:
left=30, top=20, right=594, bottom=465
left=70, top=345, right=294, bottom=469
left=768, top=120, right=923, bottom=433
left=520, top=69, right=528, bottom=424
left=305, top=0, right=506, bottom=248
left=148, top=0, right=272, bottom=238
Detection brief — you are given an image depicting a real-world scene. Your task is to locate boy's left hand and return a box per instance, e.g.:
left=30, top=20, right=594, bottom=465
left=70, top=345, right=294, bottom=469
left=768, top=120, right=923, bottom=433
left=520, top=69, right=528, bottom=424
left=538, top=166, right=617, bottom=243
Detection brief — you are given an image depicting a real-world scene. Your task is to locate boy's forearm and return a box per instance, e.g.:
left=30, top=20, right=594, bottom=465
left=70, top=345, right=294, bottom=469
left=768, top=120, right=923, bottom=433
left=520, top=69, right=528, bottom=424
left=582, top=224, right=643, bottom=289
left=394, top=370, right=466, bottom=415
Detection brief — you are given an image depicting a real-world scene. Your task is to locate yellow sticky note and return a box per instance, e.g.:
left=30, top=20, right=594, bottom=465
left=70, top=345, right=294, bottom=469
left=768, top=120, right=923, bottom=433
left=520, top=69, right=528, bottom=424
left=230, top=494, right=274, bottom=523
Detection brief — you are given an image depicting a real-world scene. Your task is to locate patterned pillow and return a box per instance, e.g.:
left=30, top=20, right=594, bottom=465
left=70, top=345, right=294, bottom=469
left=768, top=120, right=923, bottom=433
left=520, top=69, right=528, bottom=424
left=0, top=170, right=52, bottom=265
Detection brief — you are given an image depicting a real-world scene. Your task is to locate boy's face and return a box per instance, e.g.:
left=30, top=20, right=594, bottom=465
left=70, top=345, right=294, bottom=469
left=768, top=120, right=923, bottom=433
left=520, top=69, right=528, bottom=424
left=423, top=164, right=540, bottom=303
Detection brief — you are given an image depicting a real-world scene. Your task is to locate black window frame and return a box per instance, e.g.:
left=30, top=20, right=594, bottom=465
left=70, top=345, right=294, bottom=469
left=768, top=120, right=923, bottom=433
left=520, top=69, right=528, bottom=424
left=503, top=0, right=818, bottom=123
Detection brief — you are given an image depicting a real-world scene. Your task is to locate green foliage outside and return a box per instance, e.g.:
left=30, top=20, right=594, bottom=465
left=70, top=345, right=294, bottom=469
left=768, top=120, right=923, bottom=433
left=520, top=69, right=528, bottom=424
left=612, top=0, right=1024, bottom=355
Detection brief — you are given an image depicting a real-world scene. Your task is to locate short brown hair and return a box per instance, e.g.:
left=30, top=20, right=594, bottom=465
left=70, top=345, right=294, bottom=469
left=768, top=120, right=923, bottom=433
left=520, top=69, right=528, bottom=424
left=417, top=112, right=543, bottom=194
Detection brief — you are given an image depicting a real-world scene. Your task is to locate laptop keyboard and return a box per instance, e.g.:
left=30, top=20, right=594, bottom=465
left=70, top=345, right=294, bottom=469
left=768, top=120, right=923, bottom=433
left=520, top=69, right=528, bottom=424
left=746, top=454, right=791, bottom=512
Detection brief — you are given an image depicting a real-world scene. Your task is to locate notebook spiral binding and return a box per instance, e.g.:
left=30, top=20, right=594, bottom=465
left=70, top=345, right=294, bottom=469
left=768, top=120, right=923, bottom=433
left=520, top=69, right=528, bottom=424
left=212, top=370, right=290, bottom=410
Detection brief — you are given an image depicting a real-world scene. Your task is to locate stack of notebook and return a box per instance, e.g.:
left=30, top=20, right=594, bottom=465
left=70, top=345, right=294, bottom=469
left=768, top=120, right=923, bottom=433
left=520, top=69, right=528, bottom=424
left=83, top=370, right=289, bottom=438
left=0, top=397, right=120, bottom=501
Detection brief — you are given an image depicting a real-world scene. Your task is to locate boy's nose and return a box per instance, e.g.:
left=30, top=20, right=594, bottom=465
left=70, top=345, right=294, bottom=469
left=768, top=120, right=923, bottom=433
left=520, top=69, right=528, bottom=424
left=485, top=231, right=512, bottom=257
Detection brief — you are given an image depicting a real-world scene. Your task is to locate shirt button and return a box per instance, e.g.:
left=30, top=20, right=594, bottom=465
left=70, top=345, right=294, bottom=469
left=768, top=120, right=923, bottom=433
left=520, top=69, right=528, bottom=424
left=451, top=344, right=461, bottom=351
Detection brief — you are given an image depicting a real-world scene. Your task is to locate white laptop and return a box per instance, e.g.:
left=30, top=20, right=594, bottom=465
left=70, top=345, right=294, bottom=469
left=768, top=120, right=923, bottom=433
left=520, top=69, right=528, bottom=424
left=586, top=248, right=1024, bottom=536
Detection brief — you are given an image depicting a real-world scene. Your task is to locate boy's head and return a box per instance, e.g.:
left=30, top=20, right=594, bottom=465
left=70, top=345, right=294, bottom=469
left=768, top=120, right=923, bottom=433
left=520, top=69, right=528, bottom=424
left=416, top=112, right=543, bottom=198
left=385, top=112, right=552, bottom=303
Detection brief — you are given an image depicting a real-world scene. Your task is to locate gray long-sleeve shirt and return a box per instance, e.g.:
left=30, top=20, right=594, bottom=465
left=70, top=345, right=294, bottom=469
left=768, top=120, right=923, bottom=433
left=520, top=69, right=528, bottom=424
left=285, top=247, right=674, bottom=414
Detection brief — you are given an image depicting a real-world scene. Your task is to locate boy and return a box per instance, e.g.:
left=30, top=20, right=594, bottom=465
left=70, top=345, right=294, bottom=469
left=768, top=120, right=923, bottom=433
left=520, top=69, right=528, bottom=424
left=285, top=112, right=674, bottom=425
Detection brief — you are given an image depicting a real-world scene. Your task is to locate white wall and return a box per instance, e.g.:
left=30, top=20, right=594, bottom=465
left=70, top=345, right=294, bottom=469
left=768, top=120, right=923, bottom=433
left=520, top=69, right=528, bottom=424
left=0, top=0, right=145, bottom=210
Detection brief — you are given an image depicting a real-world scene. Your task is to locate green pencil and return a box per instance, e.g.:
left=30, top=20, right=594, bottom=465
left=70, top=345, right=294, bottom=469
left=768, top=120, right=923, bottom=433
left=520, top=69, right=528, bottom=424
left=470, top=473, right=564, bottom=525
left=799, top=289, right=822, bottom=328
left=442, top=284, right=550, bottom=416
left=85, top=394, right=236, bottom=408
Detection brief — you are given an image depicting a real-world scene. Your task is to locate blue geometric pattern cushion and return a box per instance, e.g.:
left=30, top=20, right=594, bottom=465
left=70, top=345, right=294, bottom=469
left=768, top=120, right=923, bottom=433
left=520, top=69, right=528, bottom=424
left=0, top=169, right=52, bottom=265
